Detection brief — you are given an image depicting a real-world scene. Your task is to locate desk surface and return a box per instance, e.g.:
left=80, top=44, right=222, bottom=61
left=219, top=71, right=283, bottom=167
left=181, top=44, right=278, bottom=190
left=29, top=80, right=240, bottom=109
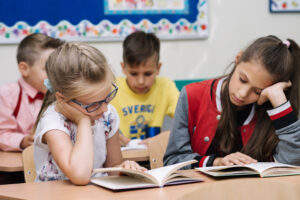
left=0, top=170, right=300, bottom=200
left=0, top=151, right=23, bottom=172
left=121, top=149, right=149, bottom=162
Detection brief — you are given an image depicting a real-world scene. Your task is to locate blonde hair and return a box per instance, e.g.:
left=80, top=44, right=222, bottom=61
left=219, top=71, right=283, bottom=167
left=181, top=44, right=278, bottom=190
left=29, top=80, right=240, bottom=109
left=34, top=42, right=113, bottom=130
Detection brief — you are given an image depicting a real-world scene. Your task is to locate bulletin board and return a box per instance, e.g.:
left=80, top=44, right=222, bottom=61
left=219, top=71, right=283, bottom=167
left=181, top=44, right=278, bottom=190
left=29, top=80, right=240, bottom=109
left=0, top=0, right=208, bottom=44
left=270, top=0, right=300, bottom=12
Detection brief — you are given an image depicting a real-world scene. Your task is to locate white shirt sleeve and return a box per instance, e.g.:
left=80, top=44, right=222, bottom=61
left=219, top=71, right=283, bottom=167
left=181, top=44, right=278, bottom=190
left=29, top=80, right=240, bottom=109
left=35, top=105, right=70, bottom=147
left=102, top=104, right=120, bottom=140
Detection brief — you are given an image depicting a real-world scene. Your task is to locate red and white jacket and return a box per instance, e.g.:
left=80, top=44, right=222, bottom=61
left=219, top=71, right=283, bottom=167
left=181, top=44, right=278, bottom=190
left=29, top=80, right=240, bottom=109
left=164, top=78, right=299, bottom=168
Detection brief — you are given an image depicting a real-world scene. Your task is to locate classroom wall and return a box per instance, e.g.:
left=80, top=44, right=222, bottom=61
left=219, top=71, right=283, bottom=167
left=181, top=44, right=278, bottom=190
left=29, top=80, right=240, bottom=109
left=0, top=0, right=300, bottom=85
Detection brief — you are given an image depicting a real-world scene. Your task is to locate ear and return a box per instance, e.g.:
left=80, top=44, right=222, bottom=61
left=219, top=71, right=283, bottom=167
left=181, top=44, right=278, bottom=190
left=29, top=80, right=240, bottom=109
left=120, top=62, right=126, bottom=74
left=55, top=92, right=65, bottom=101
left=235, top=51, right=243, bottom=64
left=156, top=62, right=162, bottom=75
left=18, top=62, right=30, bottom=77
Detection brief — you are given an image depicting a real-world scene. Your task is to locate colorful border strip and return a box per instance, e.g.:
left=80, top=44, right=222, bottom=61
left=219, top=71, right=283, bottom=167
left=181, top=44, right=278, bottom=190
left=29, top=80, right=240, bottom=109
left=270, top=0, right=300, bottom=12
left=0, top=0, right=208, bottom=43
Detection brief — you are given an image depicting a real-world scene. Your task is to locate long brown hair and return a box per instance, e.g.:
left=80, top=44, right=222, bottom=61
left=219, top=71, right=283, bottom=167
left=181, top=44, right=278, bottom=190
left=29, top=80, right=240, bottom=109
left=34, top=42, right=113, bottom=131
left=214, top=35, right=300, bottom=161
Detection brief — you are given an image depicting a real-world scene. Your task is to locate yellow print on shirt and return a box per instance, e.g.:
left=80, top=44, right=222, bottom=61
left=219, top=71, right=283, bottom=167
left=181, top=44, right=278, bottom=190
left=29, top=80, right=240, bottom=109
left=122, top=104, right=155, bottom=116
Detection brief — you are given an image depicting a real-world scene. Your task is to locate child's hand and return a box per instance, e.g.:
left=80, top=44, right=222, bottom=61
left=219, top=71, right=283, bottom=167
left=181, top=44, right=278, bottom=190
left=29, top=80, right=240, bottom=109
left=119, top=133, right=130, bottom=147
left=213, top=152, right=257, bottom=166
left=20, top=135, right=34, bottom=149
left=119, top=160, right=147, bottom=172
left=257, top=81, right=292, bottom=107
left=138, top=138, right=150, bottom=146
left=55, top=99, right=90, bottom=125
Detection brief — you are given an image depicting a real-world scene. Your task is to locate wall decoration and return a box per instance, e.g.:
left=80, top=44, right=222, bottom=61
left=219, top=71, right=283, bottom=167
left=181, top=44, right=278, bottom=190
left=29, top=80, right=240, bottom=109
left=0, top=0, right=208, bottom=44
left=270, top=0, right=300, bottom=12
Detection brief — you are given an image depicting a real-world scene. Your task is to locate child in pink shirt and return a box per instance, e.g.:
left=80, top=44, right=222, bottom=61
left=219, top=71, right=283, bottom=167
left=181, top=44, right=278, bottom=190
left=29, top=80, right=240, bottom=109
left=0, top=33, right=64, bottom=151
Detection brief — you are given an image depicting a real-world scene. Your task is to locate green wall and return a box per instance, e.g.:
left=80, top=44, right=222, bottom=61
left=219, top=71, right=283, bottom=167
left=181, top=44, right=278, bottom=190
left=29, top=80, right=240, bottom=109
left=174, top=79, right=204, bottom=91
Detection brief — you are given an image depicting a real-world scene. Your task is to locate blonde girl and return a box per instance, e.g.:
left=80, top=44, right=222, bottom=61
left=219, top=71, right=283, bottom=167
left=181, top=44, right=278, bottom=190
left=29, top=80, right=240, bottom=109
left=34, top=42, right=145, bottom=185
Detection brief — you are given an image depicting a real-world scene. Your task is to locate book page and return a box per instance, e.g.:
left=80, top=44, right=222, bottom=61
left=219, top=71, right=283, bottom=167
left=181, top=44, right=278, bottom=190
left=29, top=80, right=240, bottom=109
left=245, top=162, right=294, bottom=174
left=197, top=162, right=299, bottom=177
left=196, top=165, right=258, bottom=177
left=91, top=176, right=157, bottom=190
left=93, top=160, right=197, bottom=187
left=121, top=139, right=148, bottom=151
left=262, top=167, right=300, bottom=177
left=93, top=167, right=157, bottom=184
left=145, top=160, right=197, bottom=186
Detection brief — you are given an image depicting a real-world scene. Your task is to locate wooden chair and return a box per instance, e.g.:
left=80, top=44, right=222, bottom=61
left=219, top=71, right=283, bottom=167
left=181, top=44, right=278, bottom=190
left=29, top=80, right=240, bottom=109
left=148, top=131, right=170, bottom=169
left=22, top=145, right=36, bottom=182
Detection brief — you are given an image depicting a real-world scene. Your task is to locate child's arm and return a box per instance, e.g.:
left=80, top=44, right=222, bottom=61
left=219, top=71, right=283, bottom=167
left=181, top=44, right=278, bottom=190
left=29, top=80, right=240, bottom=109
left=20, top=134, right=34, bottom=149
left=164, top=88, right=205, bottom=169
left=105, top=130, right=147, bottom=172
left=104, top=130, right=122, bottom=167
left=258, top=81, right=300, bottom=165
left=44, top=100, right=94, bottom=185
left=119, top=131, right=130, bottom=147
left=274, top=119, right=300, bottom=165
left=0, top=92, right=33, bottom=151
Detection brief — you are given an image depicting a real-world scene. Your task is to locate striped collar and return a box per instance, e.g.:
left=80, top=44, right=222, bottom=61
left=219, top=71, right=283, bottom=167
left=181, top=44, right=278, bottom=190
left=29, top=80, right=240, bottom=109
left=215, top=77, right=255, bottom=126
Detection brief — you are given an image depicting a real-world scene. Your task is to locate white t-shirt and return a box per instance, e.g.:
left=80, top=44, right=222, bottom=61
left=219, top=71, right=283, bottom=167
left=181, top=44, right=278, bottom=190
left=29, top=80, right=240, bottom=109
left=34, top=104, right=119, bottom=182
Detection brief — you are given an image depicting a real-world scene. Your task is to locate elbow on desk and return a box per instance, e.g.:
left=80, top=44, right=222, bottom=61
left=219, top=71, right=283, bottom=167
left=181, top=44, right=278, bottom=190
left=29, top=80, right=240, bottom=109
left=69, top=175, right=91, bottom=186
left=67, top=170, right=92, bottom=186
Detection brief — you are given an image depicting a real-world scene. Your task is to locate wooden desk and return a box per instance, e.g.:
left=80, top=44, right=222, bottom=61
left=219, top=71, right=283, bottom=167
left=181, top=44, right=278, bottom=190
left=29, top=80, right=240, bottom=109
left=0, top=171, right=300, bottom=200
left=0, top=151, right=23, bottom=172
left=121, top=149, right=149, bottom=162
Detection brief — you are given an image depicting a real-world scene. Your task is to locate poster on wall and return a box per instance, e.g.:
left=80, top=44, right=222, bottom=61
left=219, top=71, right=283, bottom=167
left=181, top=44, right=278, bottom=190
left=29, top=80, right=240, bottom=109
left=270, top=0, right=300, bottom=12
left=0, top=0, right=208, bottom=44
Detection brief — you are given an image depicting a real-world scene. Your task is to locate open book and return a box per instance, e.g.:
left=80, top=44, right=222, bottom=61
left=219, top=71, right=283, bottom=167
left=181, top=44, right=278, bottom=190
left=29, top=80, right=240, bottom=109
left=196, top=162, right=300, bottom=178
left=120, top=139, right=148, bottom=151
left=91, top=160, right=202, bottom=190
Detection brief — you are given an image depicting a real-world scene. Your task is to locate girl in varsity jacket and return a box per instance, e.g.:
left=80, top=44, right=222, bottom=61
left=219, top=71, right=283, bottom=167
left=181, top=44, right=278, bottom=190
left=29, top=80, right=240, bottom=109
left=164, top=35, right=300, bottom=168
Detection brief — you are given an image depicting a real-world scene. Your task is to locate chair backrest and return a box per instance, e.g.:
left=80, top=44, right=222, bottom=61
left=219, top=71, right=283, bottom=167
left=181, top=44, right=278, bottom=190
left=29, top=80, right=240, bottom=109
left=148, top=131, right=170, bottom=169
left=22, top=145, right=36, bottom=182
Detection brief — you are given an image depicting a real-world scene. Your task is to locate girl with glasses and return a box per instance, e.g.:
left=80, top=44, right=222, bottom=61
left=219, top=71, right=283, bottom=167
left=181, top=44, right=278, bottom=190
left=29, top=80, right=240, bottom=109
left=33, top=42, right=146, bottom=185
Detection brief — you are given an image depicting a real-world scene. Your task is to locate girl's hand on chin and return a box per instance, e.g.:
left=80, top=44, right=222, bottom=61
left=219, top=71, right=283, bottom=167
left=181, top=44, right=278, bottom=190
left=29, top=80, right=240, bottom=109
left=56, top=99, right=90, bottom=125
left=257, top=81, right=291, bottom=107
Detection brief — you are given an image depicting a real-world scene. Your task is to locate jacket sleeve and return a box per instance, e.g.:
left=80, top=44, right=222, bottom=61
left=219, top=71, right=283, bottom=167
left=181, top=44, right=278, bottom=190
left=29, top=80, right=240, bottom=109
left=163, top=87, right=212, bottom=169
left=267, top=101, right=300, bottom=165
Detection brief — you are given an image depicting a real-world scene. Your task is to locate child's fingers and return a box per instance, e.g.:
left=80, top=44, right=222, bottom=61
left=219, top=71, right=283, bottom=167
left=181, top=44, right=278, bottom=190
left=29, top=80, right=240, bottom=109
left=282, top=80, right=292, bottom=90
left=235, top=152, right=256, bottom=161
left=223, top=159, right=234, bottom=166
left=121, top=160, right=148, bottom=171
left=257, top=91, right=269, bottom=105
left=223, top=152, right=257, bottom=166
left=138, top=139, right=149, bottom=146
left=119, top=134, right=130, bottom=146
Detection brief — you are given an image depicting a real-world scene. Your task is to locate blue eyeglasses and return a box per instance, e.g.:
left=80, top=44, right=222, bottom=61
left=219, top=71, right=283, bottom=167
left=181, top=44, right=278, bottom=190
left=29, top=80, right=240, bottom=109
left=71, top=83, right=118, bottom=113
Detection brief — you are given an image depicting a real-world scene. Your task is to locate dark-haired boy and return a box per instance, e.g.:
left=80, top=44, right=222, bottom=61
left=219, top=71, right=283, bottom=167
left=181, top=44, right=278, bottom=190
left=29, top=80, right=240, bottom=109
left=0, top=33, right=64, bottom=151
left=111, top=31, right=179, bottom=146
